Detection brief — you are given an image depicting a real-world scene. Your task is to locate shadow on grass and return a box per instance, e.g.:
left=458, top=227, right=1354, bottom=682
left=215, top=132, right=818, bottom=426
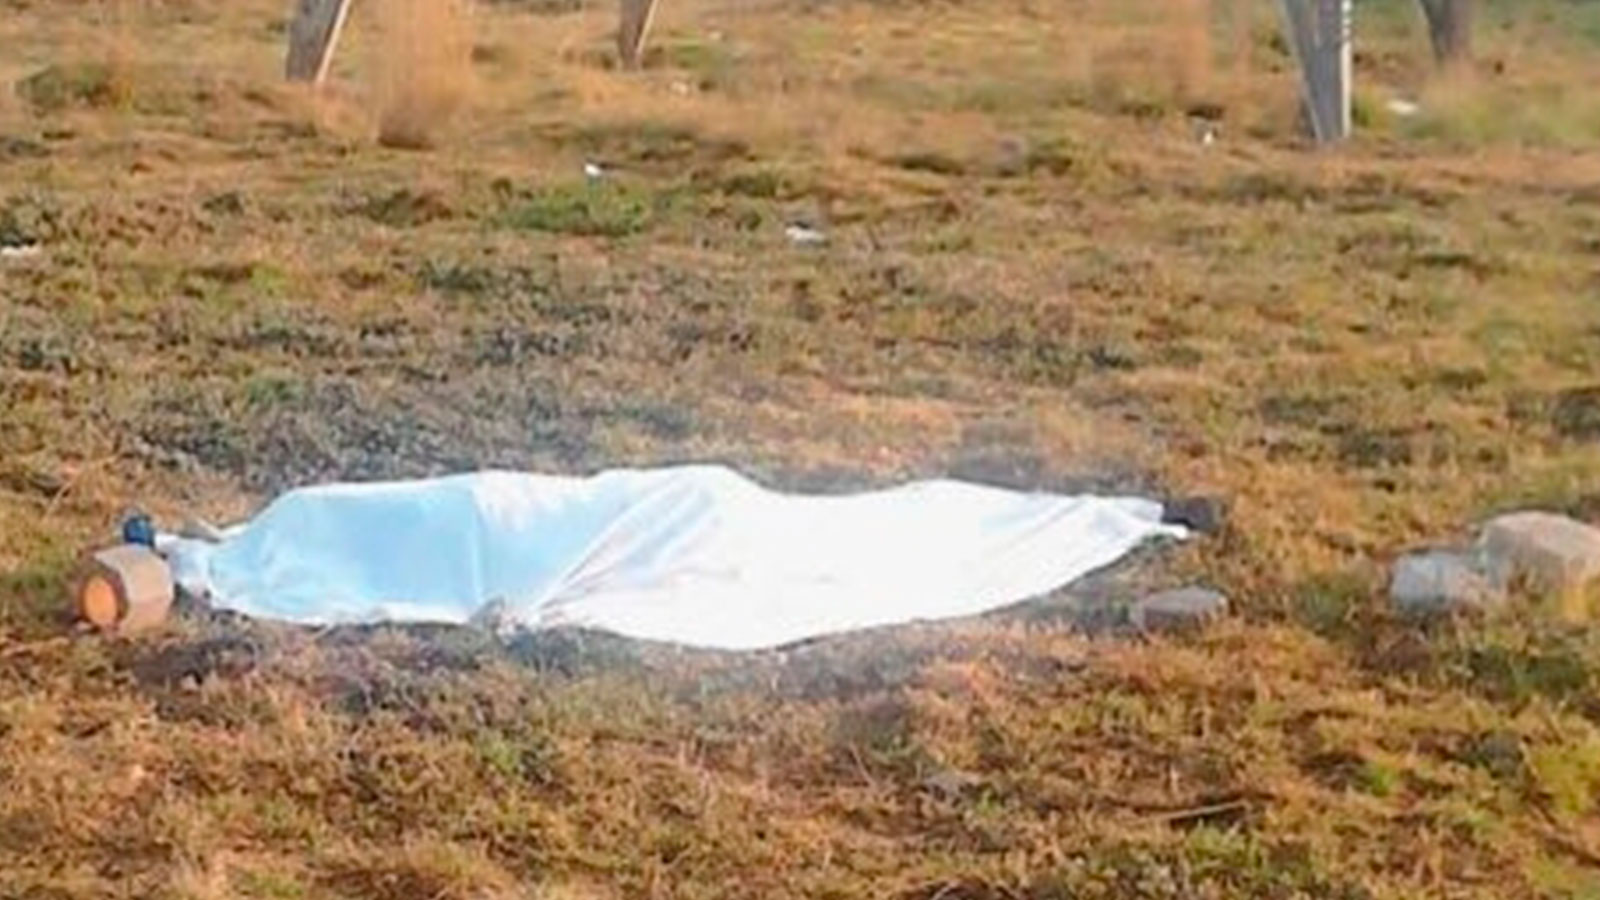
left=1292, top=568, right=1600, bottom=723
left=0, top=549, right=78, bottom=640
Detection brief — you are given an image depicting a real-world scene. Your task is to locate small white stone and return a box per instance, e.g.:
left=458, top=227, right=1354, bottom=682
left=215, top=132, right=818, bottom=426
left=1387, top=98, right=1421, bottom=118
left=1132, top=587, right=1227, bottom=633
left=0, top=243, right=41, bottom=261
left=784, top=223, right=827, bottom=246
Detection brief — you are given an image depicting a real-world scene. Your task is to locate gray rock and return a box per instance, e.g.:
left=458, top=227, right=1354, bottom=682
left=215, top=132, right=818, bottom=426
left=1163, top=495, right=1227, bottom=535
left=922, top=767, right=982, bottom=801
left=1389, top=550, right=1501, bottom=616
left=1132, top=587, right=1228, bottom=633
left=1480, top=512, right=1600, bottom=596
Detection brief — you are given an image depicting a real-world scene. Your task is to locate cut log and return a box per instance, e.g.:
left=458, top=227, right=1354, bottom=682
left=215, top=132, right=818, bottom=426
left=77, top=544, right=174, bottom=635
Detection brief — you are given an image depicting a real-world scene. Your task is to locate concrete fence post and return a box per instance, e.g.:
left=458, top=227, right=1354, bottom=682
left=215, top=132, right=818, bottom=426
left=1418, top=0, right=1471, bottom=64
left=286, top=0, right=354, bottom=84
left=1280, top=0, right=1352, bottom=143
left=618, top=0, right=660, bottom=69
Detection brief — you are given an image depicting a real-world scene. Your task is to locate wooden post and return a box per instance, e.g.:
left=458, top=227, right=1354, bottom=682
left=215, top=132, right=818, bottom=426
left=1417, top=0, right=1471, bottom=64
left=286, top=0, right=354, bottom=84
left=618, top=0, right=660, bottom=69
left=1280, top=0, right=1351, bottom=143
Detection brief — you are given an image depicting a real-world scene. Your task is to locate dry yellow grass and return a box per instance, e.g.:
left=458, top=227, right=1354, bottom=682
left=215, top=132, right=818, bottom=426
left=5, top=0, right=1600, bottom=896
left=374, top=0, right=476, bottom=149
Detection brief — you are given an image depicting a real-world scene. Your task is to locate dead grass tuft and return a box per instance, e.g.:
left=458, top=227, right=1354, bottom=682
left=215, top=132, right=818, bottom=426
left=374, top=0, right=476, bottom=149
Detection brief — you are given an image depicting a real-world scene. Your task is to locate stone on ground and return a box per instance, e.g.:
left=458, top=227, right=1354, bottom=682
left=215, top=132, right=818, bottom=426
left=1132, top=586, right=1228, bottom=633
left=1389, top=550, right=1501, bottom=616
left=1162, top=495, right=1227, bottom=535
left=1480, top=512, right=1600, bottom=619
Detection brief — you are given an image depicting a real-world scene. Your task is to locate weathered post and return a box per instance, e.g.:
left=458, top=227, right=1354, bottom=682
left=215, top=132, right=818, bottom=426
left=286, top=0, right=354, bottom=84
left=618, top=0, right=659, bottom=69
left=1280, top=0, right=1352, bottom=143
left=1418, top=0, right=1471, bottom=64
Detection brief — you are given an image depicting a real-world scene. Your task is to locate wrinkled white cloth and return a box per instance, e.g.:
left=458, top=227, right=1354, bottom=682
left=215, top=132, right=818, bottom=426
left=161, top=466, right=1183, bottom=650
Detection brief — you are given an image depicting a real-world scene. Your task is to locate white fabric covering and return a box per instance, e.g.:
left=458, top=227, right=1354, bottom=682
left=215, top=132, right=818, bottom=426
left=161, top=466, right=1183, bottom=650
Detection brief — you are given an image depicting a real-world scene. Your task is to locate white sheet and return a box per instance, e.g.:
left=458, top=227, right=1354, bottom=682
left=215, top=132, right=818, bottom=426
left=161, top=466, right=1184, bottom=650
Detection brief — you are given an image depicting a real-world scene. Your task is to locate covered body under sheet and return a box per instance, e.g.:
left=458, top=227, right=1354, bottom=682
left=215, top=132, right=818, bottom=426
left=162, top=466, right=1184, bottom=650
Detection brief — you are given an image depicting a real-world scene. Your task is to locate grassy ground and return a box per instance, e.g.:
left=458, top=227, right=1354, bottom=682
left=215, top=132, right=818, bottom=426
left=5, top=0, right=1600, bottom=896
